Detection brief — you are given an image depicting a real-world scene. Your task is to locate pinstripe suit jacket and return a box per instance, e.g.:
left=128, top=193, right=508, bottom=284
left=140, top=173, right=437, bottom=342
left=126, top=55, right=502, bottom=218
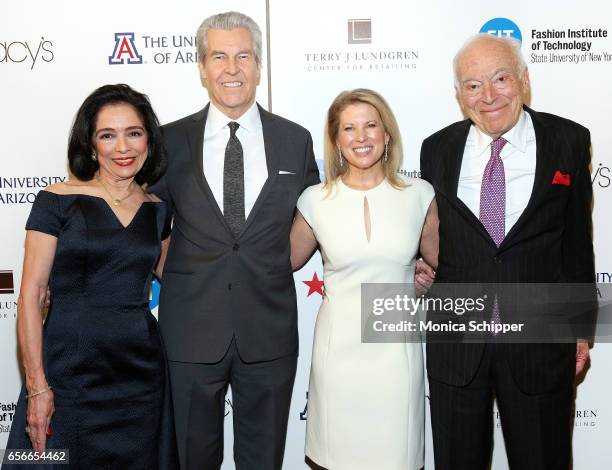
left=420, top=106, right=596, bottom=393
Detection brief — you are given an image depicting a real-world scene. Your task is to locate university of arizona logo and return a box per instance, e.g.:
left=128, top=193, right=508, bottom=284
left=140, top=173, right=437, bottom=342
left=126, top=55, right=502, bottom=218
left=108, top=32, right=142, bottom=65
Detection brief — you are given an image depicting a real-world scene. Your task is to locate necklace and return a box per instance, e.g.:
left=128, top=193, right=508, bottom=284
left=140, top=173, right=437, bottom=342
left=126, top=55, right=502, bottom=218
left=96, top=176, right=136, bottom=206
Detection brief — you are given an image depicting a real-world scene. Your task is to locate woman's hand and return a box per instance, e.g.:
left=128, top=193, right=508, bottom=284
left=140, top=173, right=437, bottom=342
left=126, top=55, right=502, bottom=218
left=26, top=389, right=54, bottom=451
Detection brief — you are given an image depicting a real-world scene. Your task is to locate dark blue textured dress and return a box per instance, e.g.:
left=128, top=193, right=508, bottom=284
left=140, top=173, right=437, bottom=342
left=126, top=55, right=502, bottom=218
left=5, top=191, right=178, bottom=469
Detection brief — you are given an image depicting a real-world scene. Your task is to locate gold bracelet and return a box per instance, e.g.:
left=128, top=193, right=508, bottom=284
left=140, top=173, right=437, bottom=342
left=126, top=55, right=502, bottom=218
left=26, top=385, right=52, bottom=399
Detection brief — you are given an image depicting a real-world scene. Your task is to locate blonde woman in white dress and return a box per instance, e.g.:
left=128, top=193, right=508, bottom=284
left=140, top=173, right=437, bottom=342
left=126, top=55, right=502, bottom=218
left=291, top=89, right=438, bottom=470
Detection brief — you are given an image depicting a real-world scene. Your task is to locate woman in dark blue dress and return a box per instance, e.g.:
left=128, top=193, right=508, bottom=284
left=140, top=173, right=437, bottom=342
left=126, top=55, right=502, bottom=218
left=4, top=84, right=177, bottom=469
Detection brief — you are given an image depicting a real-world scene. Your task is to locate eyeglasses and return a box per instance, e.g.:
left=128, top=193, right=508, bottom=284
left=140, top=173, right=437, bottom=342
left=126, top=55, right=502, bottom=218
left=460, top=71, right=517, bottom=97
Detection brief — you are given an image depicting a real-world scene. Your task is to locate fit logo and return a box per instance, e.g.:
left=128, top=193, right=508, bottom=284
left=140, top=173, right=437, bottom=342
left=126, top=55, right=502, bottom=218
left=479, top=18, right=523, bottom=43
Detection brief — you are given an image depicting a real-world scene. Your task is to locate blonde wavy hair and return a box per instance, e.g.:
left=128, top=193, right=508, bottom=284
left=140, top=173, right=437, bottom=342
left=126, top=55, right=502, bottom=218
left=323, top=88, right=406, bottom=192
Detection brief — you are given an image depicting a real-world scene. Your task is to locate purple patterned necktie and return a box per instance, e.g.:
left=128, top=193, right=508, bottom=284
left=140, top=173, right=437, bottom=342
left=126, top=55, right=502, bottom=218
left=480, top=137, right=507, bottom=247
left=480, top=137, right=507, bottom=330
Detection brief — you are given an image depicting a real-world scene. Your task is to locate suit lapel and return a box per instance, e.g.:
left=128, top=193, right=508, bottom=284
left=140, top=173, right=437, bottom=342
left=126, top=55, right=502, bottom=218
left=500, top=106, right=557, bottom=250
left=441, top=120, right=497, bottom=247
left=441, top=120, right=469, bottom=199
left=238, top=105, right=281, bottom=236
left=187, top=104, right=232, bottom=233
left=442, top=108, right=559, bottom=252
left=187, top=103, right=282, bottom=239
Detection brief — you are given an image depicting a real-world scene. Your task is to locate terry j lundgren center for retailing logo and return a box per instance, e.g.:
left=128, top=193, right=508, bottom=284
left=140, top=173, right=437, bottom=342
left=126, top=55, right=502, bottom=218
left=0, top=270, right=17, bottom=320
left=492, top=407, right=599, bottom=429
left=304, top=17, right=419, bottom=73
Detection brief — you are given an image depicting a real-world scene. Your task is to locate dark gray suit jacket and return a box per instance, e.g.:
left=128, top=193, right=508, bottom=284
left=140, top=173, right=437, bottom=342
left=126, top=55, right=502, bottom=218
left=152, top=103, right=319, bottom=363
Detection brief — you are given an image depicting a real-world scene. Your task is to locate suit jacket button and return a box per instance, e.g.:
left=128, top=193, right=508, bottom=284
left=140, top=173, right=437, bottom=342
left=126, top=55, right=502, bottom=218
left=493, top=256, right=501, bottom=264
left=233, top=244, right=239, bottom=251
left=228, top=283, right=232, bottom=290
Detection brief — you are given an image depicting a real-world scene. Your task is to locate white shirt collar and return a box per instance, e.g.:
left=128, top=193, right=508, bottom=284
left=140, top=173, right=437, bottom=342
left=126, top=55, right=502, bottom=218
left=469, top=110, right=528, bottom=157
left=206, top=101, right=261, bottom=136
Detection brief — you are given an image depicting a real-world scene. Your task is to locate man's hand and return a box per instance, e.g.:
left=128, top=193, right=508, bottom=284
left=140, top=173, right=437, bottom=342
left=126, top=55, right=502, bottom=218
left=415, top=259, right=435, bottom=297
left=576, top=340, right=590, bottom=376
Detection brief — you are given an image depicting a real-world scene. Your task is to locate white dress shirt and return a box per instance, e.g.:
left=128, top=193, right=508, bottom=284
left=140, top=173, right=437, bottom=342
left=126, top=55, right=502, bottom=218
left=202, top=102, right=268, bottom=218
left=457, top=111, right=537, bottom=236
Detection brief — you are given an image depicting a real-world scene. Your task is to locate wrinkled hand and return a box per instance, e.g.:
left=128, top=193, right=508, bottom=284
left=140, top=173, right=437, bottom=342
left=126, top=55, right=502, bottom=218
left=415, top=259, right=435, bottom=297
left=26, top=390, right=54, bottom=451
left=576, top=340, right=590, bottom=376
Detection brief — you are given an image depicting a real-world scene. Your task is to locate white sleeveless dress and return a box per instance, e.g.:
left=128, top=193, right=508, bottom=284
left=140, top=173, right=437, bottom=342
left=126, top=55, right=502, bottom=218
left=297, top=176, right=434, bottom=470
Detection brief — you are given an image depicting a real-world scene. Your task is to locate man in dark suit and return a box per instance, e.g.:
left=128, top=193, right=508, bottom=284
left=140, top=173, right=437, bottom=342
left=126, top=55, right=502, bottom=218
left=420, top=34, right=595, bottom=469
left=151, top=11, right=318, bottom=470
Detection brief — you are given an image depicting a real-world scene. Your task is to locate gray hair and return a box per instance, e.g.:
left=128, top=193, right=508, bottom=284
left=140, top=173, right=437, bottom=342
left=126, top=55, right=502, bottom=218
left=196, top=11, right=263, bottom=64
left=453, top=33, right=526, bottom=89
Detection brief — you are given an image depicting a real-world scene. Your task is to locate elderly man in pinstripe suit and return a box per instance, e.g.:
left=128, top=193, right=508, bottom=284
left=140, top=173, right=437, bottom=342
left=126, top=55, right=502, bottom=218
left=420, top=34, right=596, bottom=469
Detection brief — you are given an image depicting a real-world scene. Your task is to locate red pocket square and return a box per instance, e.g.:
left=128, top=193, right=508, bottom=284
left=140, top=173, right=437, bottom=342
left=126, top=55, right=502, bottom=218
left=552, top=170, right=570, bottom=186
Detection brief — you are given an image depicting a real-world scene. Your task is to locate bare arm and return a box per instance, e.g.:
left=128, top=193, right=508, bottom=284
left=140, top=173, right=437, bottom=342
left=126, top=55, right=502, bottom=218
left=154, top=236, right=170, bottom=279
left=148, top=192, right=171, bottom=280
left=18, top=230, right=57, bottom=451
left=290, top=210, right=318, bottom=271
left=419, top=198, right=439, bottom=271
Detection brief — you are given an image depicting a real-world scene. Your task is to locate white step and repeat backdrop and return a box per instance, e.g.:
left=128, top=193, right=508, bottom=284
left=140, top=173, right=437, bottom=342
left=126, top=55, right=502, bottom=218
left=1, top=1, right=611, bottom=468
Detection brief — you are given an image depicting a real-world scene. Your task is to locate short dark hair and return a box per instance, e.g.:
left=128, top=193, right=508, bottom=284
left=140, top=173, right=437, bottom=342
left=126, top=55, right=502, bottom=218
left=68, top=84, right=166, bottom=186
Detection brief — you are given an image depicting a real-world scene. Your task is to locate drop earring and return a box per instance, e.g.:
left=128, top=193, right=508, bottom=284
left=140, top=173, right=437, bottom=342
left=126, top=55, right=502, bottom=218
left=384, top=142, right=389, bottom=162
left=337, top=146, right=343, bottom=167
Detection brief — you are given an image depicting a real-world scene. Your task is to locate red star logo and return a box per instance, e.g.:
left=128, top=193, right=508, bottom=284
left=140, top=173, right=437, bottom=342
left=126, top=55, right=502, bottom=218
left=303, top=273, right=324, bottom=297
